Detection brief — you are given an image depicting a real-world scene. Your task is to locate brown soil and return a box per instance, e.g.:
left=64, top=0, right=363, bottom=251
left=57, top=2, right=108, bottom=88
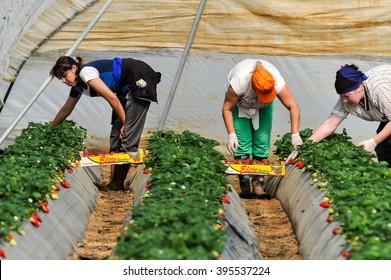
left=66, top=165, right=135, bottom=260
left=229, top=176, right=301, bottom=260
left=67, top=140, right=301, bottom=260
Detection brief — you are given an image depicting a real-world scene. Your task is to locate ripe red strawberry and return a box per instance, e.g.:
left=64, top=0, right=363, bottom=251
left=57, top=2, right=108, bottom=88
left=319, top=201, right=331, bottom=208
left=41, top=204, right=49, bottom=214
left=342, top=251, right=350, bottom=258
left=30, top=216, right=40, bottom=227
left=295, top=161, right=303, bottom=169
left=332, top=227, right=339, bottom=235
left=142, top=167, right=149, bottom=174
left=68, top=167, right=73, bottom=173
left=224, top=159, right=230, bottom=164
left=241, top=159, right=250, bottom=164
left=0, top=249, right=6, bottom=258
left=326, top=216, right=333, bottom=223
left=61, top=181, right=71, bottom=188
left=32, top=212, right=42, bottom=223
left=145, top=183, right=152, bottom=189
left=222, top=196, right=231, bottom=204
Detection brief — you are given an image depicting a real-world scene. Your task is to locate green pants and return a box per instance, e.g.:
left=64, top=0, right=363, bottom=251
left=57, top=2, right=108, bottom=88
left=233, top=102, right=274, bottom=159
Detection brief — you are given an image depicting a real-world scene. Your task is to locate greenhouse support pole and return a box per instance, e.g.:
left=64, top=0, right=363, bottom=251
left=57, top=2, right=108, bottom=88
left=157, top=0, right=207, bottom=131
left=0, top=0, right=114, bottom=146
left=0, top=82, right=14, bottom=114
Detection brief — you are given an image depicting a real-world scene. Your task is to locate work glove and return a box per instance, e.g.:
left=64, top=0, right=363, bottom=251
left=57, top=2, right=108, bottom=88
left=285, top=133, right=303, bottom=164
left=291, top=133, right=303, bottom=147
left=227, top=132, right=238, bottom=155
left=357, top=138, right=377, bottom=153
left=285, top=149, right=299, bottom=164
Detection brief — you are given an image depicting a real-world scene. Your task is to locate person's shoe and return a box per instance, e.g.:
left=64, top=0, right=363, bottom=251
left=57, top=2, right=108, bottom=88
left=94, top=180, right=124, bottom=191
left=239, top=186, right=252, bottom=198
left=94, top=164, right=130, bottom=191
left=239, top=175, right=252, bottom=199
left=252, top=175, right=271, bottom=199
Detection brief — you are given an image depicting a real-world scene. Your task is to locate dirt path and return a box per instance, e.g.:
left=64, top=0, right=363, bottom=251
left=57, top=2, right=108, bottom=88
left=67, top=174, right=133, bottom=260
left=229, top=177, right=301, bottom=260
left=250, top=199, right=301, bottom=259
left=68, top=135, right=300, bottom=260
left=67, top=167, right=301, bottom=260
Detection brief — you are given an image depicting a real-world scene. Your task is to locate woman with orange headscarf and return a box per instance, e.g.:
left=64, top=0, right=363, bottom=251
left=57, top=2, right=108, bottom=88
left=222, top=59, right=302, bottom=199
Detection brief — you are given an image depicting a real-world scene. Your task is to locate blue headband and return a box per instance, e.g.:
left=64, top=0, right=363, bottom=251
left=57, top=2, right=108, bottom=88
left=334, top=65, right=367, bottom=94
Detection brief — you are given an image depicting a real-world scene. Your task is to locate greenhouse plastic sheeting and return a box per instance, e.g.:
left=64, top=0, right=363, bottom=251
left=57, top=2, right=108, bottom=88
left=0, top=166, right=99, bottom=260
left=0, top=0, right=95, bottom=82
left=117, top=165, right=261, bottom=260
left=3, top=1, right=391, bottom=81
left=264, top=165, right=349, bottom=260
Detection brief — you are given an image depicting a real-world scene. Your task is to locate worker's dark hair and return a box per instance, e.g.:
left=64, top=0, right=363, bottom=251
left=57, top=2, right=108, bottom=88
left=50, top=56, right=83, bottom=79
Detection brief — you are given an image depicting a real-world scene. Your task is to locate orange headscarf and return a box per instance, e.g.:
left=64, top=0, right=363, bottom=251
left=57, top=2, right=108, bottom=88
left=252, top=62, right=276, bottom=103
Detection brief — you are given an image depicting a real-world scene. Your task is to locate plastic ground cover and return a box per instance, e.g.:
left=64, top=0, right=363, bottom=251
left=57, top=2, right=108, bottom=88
left=264, top=165, right=348, bottom=260
left=1, top=164, right=347, bottom=260
left=0, top=166, right=99, bottom=260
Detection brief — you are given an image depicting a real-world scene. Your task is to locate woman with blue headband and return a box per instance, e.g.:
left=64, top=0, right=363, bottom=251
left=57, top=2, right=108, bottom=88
left=50, top=56, right=161, bottom=190
left=291, top=64, right=391, bottom=167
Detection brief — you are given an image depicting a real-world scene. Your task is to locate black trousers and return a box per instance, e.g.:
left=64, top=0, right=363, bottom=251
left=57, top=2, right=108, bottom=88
left=375, top=122, right=391, bottom=168
left=110, top=94, right=151, bottom=153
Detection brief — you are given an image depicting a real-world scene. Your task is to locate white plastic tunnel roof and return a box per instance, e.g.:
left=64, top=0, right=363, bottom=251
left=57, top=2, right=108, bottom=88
left=1, top=0, right=391, bottom=151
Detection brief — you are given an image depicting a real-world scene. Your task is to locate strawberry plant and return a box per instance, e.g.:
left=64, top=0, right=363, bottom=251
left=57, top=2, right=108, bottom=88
left=114, top=130, right=230, bottom=260
left=274, top=128, right=391, bottom=260
left=0, top=120, right=86, bottom=256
